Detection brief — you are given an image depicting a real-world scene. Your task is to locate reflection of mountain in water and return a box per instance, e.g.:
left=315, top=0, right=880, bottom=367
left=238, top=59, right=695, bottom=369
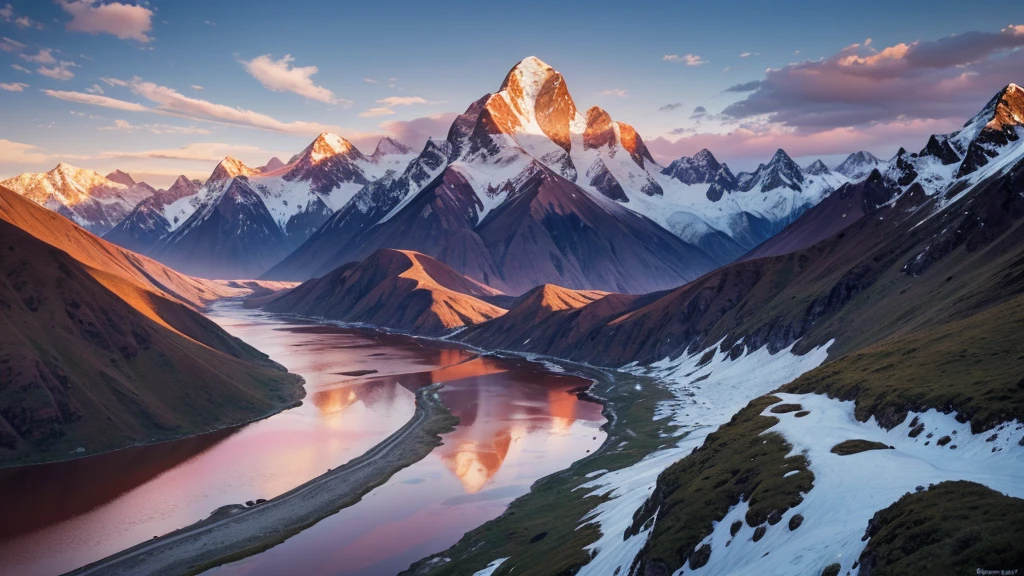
left=309, top=350, right=600, bottom=495
left=435, top=366, right=597, bottom=493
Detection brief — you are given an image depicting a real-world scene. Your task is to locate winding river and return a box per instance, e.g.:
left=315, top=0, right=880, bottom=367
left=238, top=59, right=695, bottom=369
left=0, top=302, right=605, bottom=576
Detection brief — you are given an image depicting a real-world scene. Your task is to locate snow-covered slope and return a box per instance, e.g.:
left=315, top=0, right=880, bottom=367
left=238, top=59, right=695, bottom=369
left=1, top=163, right=156, bottom=234
left=102, top=175, right=202, bottom=253
left=687, top=393, right=1024, bottom=576
left=880, top=83, right=1024, bottom=210
left=149, top=176, right=291, bottom=279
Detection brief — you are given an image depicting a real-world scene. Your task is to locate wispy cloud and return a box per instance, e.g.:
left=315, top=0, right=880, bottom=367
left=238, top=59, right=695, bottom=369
left=241, top=54, right=346, bottom=105
left=739, top=52, right=761, bottom=58
left=359, top=107, right=395, bottom=118
left=101, top=119, right=211, bottom=134
left=85, top=83, right=104, bottom=94
left=377, top=96, right=427, bottom=106
left=58, top=0, right=153, bottom=42
left=38, top=61, right=77, bottom=81
left=597, top=88, right=628, bottom=98
left=44, top=77, right=342, bottom=136
left=97, top=142, right=273, bottom=163
left=11, top=63, right=30, bottom=73
left=0, top=139, right=48, bottom=163
left=659, top=103, right=683, bottom=111
left=43, top=89, right=151, bottom=112
left=0, top=36, right=24, bottom=52
left=20, top=48, right=56, bottom=64
left=724, top=80, right=761, bottom=93
left=0, top=4, right=43, bottom=29
left=0, top=81, right=27, bottom=91
left=664, top=54, right=707, bottom=66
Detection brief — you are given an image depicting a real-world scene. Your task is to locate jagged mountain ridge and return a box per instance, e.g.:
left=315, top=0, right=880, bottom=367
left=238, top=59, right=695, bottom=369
left=1, top=164, right=157, bottom=234
left=149, top=176, right=293, bottom=279
left=102, top=134, right=416, bottom=277
left=265, top=56, right=745, bottom=292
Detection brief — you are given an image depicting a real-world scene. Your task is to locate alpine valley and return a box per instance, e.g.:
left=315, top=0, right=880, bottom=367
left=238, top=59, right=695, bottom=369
left=1, top=45, right=1022, bottom=576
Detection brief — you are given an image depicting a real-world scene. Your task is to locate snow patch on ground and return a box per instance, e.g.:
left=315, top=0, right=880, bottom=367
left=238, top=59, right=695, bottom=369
left=575, top=341, right=833, bottom=576
left=688, top=393, right=1024, bottom=576
left=472, top=557, right=509, bottom=576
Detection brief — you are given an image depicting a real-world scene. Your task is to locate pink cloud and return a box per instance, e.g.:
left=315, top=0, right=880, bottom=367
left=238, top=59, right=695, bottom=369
left=721, top=25, right=1024, bottom=130
left=59, top=0, right=153, bottom=43
left=378, top=112, right=459, bottom=149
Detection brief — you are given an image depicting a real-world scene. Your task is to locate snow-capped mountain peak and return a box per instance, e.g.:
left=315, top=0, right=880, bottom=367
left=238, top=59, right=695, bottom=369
left=738, top=148, right=805, bottom=192
left=804, top=159, right=831, bottom=175
left=105, top=169, right=136, bottom=187
left=835, top=151, right=883, bottom=180
left=304, top=132, right=357, bottom=165
left=1, top=162, right=157, bottom=233
left=371, top=137, right=412, bottom=159
left=489, top=55, right=578, bottom=153
left=206, top=157, right=256, bottom=187
left=661, top=148, right=734, bottom=185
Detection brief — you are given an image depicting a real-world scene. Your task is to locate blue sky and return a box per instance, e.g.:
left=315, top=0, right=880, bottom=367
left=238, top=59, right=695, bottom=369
left=0, top=0, right=1021, bottom=186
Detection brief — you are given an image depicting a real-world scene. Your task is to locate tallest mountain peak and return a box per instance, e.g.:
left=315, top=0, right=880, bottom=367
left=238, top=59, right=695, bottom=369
left=503, top=56, right=555, bottom=81
left=487, top=56, right=577, bottom=153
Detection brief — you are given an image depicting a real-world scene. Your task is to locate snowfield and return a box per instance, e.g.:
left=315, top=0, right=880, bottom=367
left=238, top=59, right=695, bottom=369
left=686, top=393, right=1024, bottom=576
left=574, top=341, right=834, bottom=576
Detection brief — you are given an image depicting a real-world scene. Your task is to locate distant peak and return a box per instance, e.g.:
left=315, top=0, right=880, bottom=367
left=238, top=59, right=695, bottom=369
left=304, top=132, right=356, bottom=164
left=105, top=169, right=136, bottom=187
left=987, top=82, right=1024, bottom=129
left=805, top=159, right=830, bottom=175
left=261, top=157, right=286, bottom=172
left=372, top=136, right=412, bottom=157
left=206, top=156, right=255, bottom=185
left=694, top=148, right=716, bottom=161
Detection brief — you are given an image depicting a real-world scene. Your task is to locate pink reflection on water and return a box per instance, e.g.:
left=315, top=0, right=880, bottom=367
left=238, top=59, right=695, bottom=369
left=210, top=357, right=606, bottom=576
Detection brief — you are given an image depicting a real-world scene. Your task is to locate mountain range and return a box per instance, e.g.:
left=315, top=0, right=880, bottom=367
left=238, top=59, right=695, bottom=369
left=3, top=57, right=887, bottom=287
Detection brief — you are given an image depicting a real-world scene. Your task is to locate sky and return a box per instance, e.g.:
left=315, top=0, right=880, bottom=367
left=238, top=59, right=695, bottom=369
left=0, top=0, right=1021, bottom=187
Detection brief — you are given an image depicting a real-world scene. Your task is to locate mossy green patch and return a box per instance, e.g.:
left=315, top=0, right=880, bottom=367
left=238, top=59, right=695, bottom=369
left=628, top=395, right=813, bottom=575
left=784, top=293, right=1024, bottom=432
left=858, top=481, right=1024, bottom=576
left=830, top=439, right=892, bottom=455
